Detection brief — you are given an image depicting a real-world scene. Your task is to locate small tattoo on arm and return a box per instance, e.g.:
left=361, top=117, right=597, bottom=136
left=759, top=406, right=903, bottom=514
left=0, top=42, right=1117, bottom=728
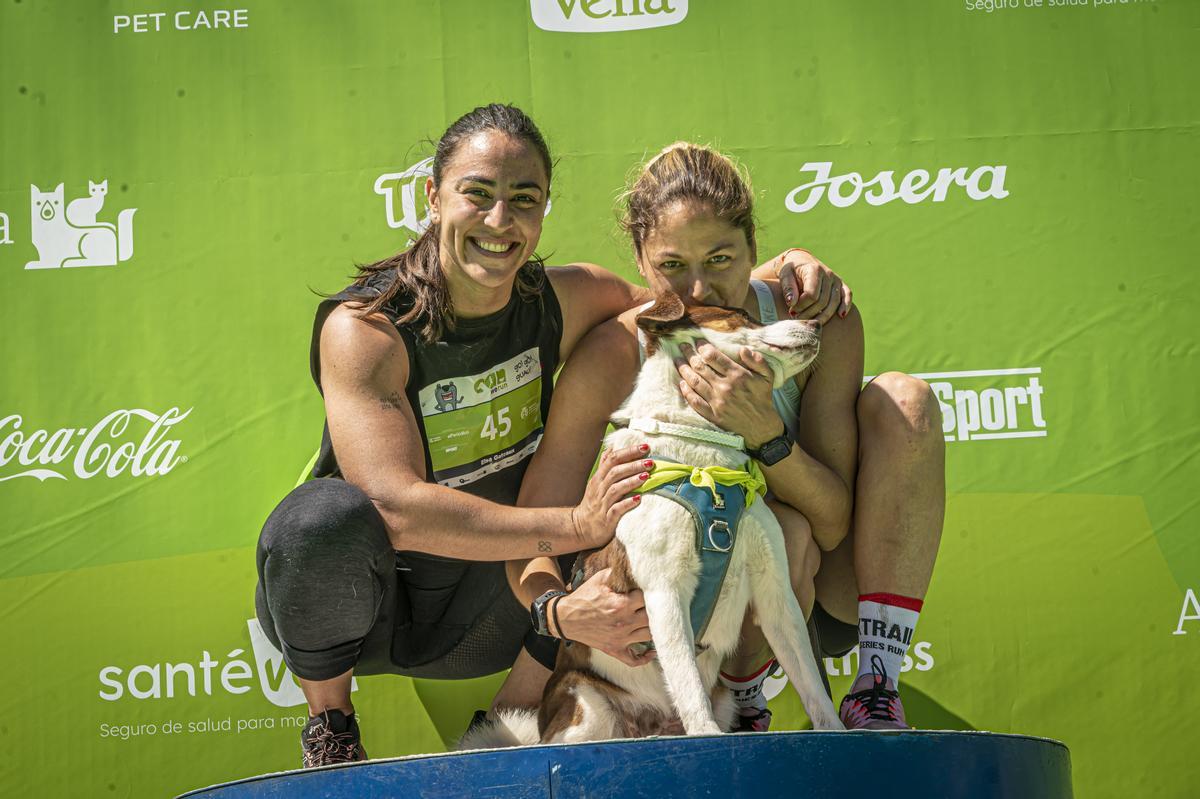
left=379, top=391, right=406, bottom=412
left=538, top=540, right=552, bottom=553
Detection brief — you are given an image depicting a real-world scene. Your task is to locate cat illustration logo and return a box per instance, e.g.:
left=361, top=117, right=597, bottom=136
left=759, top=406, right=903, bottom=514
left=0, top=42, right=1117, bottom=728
left=434, top=382, right=461, bottom=413
left=25, top=181, right=137, bottom=269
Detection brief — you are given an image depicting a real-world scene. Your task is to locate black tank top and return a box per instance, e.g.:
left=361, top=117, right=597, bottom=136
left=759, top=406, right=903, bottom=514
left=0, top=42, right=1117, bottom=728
left=308, top=264, right=563, bottom=507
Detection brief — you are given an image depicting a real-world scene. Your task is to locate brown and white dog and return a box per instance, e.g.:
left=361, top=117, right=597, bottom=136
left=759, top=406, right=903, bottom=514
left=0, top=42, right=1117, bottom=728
left=461, top=293, right=843, bottom=748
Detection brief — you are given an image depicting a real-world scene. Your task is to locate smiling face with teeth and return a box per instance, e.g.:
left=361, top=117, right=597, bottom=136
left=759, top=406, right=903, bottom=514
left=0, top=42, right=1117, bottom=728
left=426, top=130, right=550, bottom=312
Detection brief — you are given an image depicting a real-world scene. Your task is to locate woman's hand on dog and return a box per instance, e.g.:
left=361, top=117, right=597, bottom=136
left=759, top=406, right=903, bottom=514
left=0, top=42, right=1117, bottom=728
left=771, top=248, right=852, bottom=324
left=571, top=444, right=654, bottom=550
left=676, top=342, right=785, bottom=449
left=555, top=568, right=656, bottom=667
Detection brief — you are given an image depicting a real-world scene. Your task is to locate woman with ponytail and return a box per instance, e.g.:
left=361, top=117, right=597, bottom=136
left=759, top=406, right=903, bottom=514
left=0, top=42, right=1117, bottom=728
left=255, top=109, right=849, bottom=766
left=512, top=143, right=944, bottom=735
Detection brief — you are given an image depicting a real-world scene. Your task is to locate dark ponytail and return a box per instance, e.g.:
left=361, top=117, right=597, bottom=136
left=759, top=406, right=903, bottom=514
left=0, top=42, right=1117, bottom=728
left=348, top=104, right=553, bottom=343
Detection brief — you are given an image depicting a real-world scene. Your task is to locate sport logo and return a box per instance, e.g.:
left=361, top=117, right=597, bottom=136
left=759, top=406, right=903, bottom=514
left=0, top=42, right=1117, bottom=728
left=784, top=162, right=1009, bottom=213
left=917, top=368, right=1046, bottom=443
left=375, top=157, right=552, bottom=239
left=0, top=407, right=190, bottom=482
left=530, top=0, right=687, bottom=32
left=26, top=181, right=137, bottom=269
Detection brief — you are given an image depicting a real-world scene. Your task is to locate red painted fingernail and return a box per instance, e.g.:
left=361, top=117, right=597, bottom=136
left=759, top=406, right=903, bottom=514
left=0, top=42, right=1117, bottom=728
left=639, top=443, right=650, bottom=453
left=633, top=495, right=642, bottom=503
left=639, top=472, right=650, bottom=480
left=643, top=459, right=654, bottom=469
left=789, top=310, right=798, bottom=318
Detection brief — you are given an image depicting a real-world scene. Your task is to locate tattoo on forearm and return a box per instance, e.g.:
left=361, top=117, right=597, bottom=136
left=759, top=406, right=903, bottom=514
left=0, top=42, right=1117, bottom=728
left=538, top=540, right=553, bottom=553
left=379, top=391, right=406, bottom=412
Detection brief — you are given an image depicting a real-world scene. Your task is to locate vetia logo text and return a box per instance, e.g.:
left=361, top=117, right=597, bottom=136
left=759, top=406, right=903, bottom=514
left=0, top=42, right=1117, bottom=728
left=375, top=157, right=551, bottom=240
left=26, top=181, right=137, bottom=269
left=785, top=162, right=1008, bottom=213
left=529, top=0, right=687, bottom=32
left=0, top=407, right=190, bottom=483
left=918, top=368, right=1046, bottom=443
left=99, top=619, right=358, bottom=708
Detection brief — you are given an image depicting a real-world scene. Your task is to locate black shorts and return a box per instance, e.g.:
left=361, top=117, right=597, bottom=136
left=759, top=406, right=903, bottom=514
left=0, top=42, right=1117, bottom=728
left=255, top=478, right=560, bottom=682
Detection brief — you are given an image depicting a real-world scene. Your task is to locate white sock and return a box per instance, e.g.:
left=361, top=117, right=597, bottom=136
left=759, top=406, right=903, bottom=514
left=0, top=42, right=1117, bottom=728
left=853, top=593, right=923, bottom=688
left=720, top=660, right=774, bottom=715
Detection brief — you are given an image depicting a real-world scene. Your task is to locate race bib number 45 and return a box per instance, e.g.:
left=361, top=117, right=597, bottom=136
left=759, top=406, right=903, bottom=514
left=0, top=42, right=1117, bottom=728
left=417, top=348, right=543, bottom=489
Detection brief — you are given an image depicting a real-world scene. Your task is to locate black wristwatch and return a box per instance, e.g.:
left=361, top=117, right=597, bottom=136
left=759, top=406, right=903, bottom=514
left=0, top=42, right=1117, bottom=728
left=747, top=428, right=794, bottom=466
left=529, top=589, right=568, bottom=637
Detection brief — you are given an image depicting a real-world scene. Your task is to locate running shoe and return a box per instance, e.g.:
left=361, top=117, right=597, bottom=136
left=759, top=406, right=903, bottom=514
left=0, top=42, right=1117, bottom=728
left=301, top=709, right=367, bottom=768
left=838, top=655, right=909, bottom=731
left=732, top=707, right=773, bottom=733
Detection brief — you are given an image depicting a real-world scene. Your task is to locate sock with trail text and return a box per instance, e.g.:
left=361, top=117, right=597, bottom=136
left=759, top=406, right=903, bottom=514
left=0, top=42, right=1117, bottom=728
left=853, top=593, right=923, bottom=687
left=720, top=660, right=774, bottom=715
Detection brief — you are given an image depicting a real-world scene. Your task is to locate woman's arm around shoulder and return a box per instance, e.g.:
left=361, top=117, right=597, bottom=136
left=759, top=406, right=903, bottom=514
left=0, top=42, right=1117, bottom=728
left=547, top=263, right=653, bottom=363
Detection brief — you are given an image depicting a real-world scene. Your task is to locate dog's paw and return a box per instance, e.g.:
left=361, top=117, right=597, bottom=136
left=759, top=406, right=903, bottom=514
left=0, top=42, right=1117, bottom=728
left=810, top=711, right=845, bottom=731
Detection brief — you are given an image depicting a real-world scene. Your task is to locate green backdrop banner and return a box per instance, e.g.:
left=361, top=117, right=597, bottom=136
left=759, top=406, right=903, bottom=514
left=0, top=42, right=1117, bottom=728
left=1, top=1, right=1196, bottom=796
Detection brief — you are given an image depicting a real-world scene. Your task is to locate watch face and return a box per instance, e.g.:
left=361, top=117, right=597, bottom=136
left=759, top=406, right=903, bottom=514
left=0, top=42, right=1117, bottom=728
left=760, top=437, right=791, bottom=465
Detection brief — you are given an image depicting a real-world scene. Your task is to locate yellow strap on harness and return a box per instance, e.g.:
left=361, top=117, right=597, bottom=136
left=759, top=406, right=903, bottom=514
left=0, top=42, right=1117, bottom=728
left=634, top=460, right=768, bottom=508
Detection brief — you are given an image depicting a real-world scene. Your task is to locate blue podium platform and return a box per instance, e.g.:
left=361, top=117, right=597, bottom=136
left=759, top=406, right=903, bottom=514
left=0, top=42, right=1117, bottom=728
left=180, top=731, right=1072, bottom=799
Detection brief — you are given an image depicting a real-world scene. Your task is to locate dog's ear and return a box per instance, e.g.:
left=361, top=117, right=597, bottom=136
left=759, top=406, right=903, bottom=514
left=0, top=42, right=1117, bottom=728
left=635, top=292, right=687, bottom=335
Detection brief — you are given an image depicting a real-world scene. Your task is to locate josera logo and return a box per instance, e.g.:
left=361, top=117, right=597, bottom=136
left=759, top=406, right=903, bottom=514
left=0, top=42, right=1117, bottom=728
left=0, top=408, right=190, bottom=483
left=920, top=368, right=1046, bottom=444
left=529, top=0, right=687, bottom=32
left=97, top=620, right=358, bottom=707
left=375, top=157, right=551, bottom=239
left=784, top=162, right=1008, bottom=213
left=762, top=642, right=936, bottom=701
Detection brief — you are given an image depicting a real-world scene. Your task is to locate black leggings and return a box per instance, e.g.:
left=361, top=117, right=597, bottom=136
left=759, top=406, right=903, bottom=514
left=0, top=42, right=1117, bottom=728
left=254, top=478, right=558, bottom=682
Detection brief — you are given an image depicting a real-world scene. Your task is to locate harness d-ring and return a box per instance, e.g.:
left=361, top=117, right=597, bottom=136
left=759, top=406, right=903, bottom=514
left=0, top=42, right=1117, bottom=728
left=707, top=519, right=733, bottom=553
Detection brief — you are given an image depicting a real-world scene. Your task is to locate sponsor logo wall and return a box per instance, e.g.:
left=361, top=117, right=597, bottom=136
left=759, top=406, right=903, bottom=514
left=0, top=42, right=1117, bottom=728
left=2, top=1, right=1196, bottom=797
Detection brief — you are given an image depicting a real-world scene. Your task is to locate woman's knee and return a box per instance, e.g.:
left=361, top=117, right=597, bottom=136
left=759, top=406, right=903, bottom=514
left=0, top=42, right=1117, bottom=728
left=858, top=372, right=943, bottom=441
left=259, top=478, right=390, bottom=568
left=767, top=500, right=821, bottom=595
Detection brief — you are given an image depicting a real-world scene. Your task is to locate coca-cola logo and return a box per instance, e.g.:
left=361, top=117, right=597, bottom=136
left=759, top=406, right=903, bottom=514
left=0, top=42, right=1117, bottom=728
left=784, top=161, right=1009, bottom=213
left=0, top=407, right=191, bottom=482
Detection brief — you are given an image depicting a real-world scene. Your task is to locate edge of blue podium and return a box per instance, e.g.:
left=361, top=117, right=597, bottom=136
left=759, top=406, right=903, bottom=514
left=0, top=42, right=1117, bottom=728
left=180, top=729, right=1073, bottom=798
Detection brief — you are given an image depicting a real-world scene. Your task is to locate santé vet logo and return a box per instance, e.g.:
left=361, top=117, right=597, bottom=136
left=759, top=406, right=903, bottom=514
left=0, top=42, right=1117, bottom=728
left=784, top=162, right=1009, bottom=213
left=0, top=408, right=189, bottom=483
left=530, top=0, right=687, bottom=32
left=375, top=158, right=552, bottom=239
left=26, top=181, right=136, bottom=269
left=919, top=368, right=1046, bottom=443
left=98, top=620, right=358, bottom=708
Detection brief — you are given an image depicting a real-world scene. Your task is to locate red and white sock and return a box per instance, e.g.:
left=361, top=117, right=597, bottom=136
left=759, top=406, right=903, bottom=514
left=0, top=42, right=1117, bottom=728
left=853, top=593, right=923, bottom=687
left=719, top=659, right=774, bottom=715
